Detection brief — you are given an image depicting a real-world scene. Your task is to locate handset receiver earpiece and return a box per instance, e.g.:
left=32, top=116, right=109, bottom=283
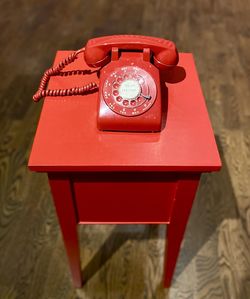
left=84, top=46, right=110, bottom=68
left=154, top=48, right=179, bottom=70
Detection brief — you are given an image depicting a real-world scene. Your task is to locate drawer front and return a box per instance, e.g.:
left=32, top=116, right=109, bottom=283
left=72, top=173, right=177, bottom=224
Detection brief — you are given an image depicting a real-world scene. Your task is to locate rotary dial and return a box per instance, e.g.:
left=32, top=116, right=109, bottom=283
left=102, top=66, right=157, bottom=116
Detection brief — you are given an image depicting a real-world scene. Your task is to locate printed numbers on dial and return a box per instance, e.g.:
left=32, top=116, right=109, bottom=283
left=103, top=66, right=157, bottom=116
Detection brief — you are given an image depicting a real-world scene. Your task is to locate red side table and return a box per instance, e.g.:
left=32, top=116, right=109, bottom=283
left=28, top=51, right=221, bottom=288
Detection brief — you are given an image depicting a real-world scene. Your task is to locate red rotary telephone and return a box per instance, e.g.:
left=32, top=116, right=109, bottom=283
left=33, top=35, right=179, bottom=132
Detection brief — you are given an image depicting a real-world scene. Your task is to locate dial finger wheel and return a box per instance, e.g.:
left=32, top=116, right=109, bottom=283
left=103, top=66, right=157, bottom=117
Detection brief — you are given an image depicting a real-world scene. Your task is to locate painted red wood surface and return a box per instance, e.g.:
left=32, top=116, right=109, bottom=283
left=28, top=52, right=221, bottom=172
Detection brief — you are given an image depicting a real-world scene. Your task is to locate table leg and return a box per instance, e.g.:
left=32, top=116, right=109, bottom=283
left=164, top=174, right=200, bottom=288
left=48, top=173, right=82, bottom=288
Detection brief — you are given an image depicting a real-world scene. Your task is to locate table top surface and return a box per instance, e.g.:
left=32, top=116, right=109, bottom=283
left=28, top=51, right=221, bottom=172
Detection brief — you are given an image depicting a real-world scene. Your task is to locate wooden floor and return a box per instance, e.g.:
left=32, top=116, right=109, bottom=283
left=0, top=0, right=250, bottom=298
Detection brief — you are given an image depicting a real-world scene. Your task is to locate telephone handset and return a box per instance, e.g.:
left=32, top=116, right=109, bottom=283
left=84, top=35, right=178, bottom=69
left=33, top=35, right=179, bottom=132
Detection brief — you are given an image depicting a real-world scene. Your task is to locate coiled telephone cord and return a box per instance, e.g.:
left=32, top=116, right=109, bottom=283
left=33, top=48, right=98, bottom=102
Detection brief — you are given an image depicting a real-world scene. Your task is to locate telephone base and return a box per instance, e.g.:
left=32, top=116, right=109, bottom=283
left=97, top=52, right=162, bottom=132
left=97, top=117, right=162, bottom=132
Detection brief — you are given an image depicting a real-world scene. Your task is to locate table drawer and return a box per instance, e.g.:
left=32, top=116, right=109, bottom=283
left=72, top=172, right=177, bottom=224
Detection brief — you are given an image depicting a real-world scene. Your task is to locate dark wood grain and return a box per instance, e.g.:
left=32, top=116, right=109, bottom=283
left=0, top=0, right=250, bottom=298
